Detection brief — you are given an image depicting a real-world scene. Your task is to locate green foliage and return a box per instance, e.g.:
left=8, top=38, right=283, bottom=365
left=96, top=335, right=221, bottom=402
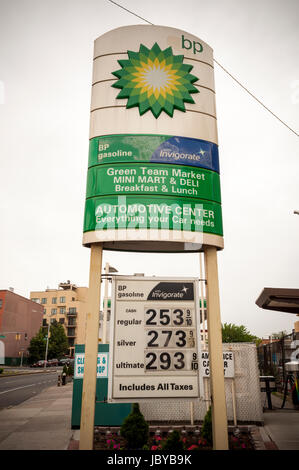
left=28, top=321, right=68, bottom=363
left=28, top=327, right=47, bottom=363
left=162, top=430, right=185, bottom=451
left=62, top=363, right=73, bottom=376
left=48, top=321, right=68, bottom=359
left=201, top=406, right=213, bottom=445
left=222, top=323, right=260, bottom=344
left=120, top=403, right=149, bottom=449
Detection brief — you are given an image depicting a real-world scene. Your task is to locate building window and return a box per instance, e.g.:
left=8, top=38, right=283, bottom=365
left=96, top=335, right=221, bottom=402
left=43, top=308, right=47, bottom=315
left=69, top=307, right=77, bottom=314
left=67, top=327, right=76, bottom=337
left=42, top=319, right=48, bottom=326
left=59, top=318, right=65, bottom=324
left=50, top=318, right=56, bottom=324
left=59, top=296, right=66, bottom=303
left=31, top=298, right=40, bottom=303
left=0, top=299, right=2, bottom=309
left=52, top=297, right=57, bottom=304
left=41, top=298, right=47, bottom=305
left=59, top=307, right=66, bottom=314
left=51, top=308, right=57, bottom=315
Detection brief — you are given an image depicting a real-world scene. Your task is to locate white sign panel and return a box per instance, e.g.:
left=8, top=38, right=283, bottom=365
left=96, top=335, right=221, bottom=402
left=74, top=353, right=108, bottom=379
left=199, top=351, right=235, bottom=378
left=108, top=276, right=202, bottom=402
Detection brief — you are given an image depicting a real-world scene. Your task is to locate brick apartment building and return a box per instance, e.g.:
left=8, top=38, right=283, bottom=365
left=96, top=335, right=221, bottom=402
left=0, top=289, right=44, bottom=365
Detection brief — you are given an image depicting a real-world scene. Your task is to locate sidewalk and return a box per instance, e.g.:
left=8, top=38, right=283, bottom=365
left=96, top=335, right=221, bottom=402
left=258, top=393, right=299, bottom=450
left=0, top=381, right=299, bottom=450
left=0, top=382, right=74, bottom=450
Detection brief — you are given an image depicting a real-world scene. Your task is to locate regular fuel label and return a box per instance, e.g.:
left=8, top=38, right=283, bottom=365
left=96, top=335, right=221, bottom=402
left=108, top=277, right=202, bottom=401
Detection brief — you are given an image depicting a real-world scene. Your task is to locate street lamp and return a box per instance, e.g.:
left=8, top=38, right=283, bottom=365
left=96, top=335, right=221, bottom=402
left=44, top=322, right=50, bottom=370
left=102, top=263, right=118, bottom=344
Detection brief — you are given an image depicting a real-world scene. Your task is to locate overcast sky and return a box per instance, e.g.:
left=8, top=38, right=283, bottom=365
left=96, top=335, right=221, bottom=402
left=0, top=0, right=298, bottom=338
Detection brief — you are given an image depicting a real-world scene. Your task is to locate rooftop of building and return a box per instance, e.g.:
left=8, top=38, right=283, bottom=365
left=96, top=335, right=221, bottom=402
left=30, top=281, right=87, bottom=294
left=0, top=288, right=44, bottom=307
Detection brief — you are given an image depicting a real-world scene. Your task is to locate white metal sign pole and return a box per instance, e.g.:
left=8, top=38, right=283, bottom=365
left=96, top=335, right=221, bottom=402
left=79, top=243, right=103, bottom=450
left=204, top=246, right=228, bottom=450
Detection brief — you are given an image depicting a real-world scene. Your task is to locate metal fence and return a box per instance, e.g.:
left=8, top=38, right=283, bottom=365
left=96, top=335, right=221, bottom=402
left=257, top=331, right=296, bottom=392
left=140, top=343, right=263, bottom=424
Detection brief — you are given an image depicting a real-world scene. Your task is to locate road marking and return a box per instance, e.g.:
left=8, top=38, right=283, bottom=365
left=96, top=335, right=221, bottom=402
left=0, top=384, right=36, bottom=395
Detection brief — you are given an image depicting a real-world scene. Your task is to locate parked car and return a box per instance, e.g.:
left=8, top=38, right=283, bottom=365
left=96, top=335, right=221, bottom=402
left=30, top=362, right=39, bottom=368
left=37, top=360, right=50, bottom=367
left=47, top=359, right=59, bottom=367
left=58, top=358, right=68, bottom=366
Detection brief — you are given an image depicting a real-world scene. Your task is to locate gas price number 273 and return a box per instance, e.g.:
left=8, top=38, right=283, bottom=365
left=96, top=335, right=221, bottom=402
left=144, top=307, right=196, bottom=372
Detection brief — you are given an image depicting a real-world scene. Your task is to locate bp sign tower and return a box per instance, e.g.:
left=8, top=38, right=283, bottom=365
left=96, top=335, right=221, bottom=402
left=83, top=25, right=223, bottom=252
left=80, top=25, right=228, bottom=451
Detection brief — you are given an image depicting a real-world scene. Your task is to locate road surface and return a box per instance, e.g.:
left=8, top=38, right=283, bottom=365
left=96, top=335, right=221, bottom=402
left=0, top=370, right=60, bottom=409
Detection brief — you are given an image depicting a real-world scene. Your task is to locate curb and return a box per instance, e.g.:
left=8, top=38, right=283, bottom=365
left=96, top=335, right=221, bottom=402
left=250, top=426, right=279, bottom=450
left=0, top=370, right=58, bottom=378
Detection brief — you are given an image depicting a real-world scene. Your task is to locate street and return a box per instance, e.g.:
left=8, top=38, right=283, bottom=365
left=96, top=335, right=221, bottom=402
left=0, top=370, right=60, bottom=409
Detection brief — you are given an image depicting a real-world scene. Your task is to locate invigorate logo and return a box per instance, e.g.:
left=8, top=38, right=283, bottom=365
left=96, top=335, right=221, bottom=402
left=147, top=282, right=194, bottom=301
left=112, top=42, right=199, bottom=118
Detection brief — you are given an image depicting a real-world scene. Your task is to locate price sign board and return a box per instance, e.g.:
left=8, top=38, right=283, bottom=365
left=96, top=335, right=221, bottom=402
left=108, top=276, right=203, bottom=402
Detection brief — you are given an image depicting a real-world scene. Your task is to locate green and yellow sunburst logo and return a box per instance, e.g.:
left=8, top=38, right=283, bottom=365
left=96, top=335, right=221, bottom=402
left=112, top=43, right=199, bottom=118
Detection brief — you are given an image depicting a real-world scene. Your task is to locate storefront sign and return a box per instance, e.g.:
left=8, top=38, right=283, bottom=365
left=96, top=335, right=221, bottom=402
left=74, top=352, right=108, bottom=379
left=83, top=25, right=223, bottom=252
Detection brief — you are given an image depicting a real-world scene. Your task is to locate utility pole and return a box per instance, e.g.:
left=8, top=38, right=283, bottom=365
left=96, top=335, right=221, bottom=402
left=44, top=322, right=50, bottom=370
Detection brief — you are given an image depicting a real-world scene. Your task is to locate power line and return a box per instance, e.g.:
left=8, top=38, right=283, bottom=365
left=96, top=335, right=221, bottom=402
left=213, top=59, right=298, bottom=137
left=107, top=0, right=153, bottom=25
left=106, top=0, right=298, bottom=138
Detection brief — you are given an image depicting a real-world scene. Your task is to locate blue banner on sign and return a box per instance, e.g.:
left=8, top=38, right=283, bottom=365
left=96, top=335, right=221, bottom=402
left=150, top=136, right=220, bottom=173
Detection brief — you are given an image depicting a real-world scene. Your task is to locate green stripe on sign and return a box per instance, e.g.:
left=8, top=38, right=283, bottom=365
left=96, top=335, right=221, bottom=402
left=85, top=163, right=221, bottom=203
left=88, top=135, right=170, bottom=167
left=83, top=195, right=223, bottom=236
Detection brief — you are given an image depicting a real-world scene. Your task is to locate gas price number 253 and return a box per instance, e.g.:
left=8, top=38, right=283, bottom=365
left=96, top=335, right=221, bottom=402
left=144, top=307, right=196, bottom=372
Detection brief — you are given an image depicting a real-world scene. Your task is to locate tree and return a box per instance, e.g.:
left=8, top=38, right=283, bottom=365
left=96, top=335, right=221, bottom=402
left=222, top=323, right=260, bottom=345
left=120, top=403, right=149, bottom=449
left=28, top=327, right=47, bottom=363
left=48, top=320, right=69, bottom=359
left=201, top=406, right=212, bottom=445
left=162, top=430, right=185, bottom=451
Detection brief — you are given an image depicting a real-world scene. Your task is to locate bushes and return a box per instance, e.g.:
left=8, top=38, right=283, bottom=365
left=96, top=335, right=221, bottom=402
left=201, top=406, right=213, bottom=446
left=120, top=403, right=149, bottom=449
left=162, top=430, right=185, bottom=451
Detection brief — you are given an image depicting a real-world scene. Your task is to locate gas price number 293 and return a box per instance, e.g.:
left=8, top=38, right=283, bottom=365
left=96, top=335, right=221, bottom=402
left=144, top=307, right=197, bottom=372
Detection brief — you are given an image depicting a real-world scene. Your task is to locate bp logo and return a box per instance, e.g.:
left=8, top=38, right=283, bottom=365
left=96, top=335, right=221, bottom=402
left=112, top=43, right=199, bottom=118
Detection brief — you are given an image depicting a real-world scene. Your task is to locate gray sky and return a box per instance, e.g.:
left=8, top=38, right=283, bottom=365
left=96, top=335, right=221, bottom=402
left=0, top=0, right=298, bottom=338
